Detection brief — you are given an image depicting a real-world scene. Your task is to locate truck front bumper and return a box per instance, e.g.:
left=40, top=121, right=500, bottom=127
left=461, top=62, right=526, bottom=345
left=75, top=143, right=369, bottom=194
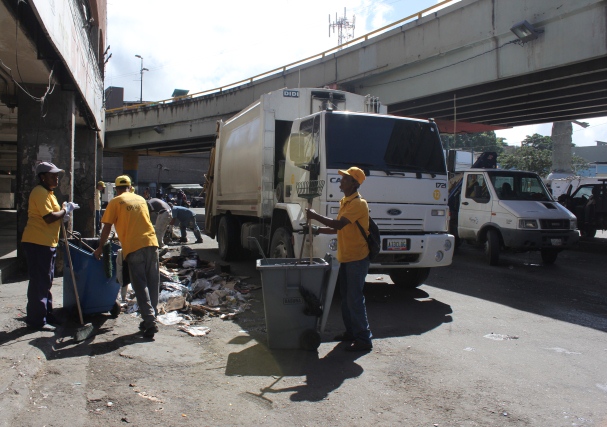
left=500, top=229, right=580, bottom=250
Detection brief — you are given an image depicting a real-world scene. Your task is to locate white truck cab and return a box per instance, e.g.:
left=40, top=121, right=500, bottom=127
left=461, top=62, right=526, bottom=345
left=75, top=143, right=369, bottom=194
left=452, top=169, right=579, bottom=265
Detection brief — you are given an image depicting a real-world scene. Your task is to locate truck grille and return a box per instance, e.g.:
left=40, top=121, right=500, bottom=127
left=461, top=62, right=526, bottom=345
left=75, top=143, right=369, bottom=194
left=540, top=219, right=570, bottom=230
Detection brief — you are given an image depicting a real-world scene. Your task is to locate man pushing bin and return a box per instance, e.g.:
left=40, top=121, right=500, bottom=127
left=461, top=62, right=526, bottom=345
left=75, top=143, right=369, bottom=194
left=94, top=175, right=160, bottom=338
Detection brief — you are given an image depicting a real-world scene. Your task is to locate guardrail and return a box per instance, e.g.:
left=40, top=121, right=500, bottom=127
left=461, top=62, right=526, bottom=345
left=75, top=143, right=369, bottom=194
left=106, top=0, right=457, bottom=115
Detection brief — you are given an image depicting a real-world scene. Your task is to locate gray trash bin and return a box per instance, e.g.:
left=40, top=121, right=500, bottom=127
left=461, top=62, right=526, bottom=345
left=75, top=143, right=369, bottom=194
left=256, top=258, right=329, bottom=350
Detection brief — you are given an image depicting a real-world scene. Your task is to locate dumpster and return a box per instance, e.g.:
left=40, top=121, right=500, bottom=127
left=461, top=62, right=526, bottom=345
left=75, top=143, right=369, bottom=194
left=62, top=238, right=121, bottom=317
left=256, top=258, right=330, bottom=350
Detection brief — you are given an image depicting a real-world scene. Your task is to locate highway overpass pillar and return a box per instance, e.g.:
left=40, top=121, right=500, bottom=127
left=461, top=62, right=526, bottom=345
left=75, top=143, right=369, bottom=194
left=123, top=151, right=139, bottom=189
left=16, top=85, right=76, bottom=269
left=73, top=127, right=98, bottom=237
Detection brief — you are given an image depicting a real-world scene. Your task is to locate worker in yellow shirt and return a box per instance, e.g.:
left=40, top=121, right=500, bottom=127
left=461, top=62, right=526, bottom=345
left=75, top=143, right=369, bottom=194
left=21, top=162, right=79, bottom=331
left=306, top=167, right=372, bottom=352
left=94, top=175, right=160, bottom=338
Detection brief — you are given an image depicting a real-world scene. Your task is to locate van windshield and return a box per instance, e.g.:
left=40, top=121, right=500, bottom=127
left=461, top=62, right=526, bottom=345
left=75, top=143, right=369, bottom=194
left=324, top=113, right=447, bottom=175
left=488, top=171, right=553, bottom=201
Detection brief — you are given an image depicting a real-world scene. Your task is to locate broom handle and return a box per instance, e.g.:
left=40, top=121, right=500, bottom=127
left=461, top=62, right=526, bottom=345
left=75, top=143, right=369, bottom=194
left=65, top=229, right=95, bottom=253
left=61, top=222, right=85, bottom=325
left=308, top=200, right=313, bottom=264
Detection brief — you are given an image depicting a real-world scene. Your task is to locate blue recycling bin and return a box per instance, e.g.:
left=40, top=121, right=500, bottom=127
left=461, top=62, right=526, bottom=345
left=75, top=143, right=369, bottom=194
left=62, top=238, right=121, bottom=317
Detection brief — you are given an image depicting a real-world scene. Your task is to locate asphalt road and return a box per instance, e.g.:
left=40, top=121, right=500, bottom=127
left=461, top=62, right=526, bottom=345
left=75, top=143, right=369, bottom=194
left=0, top=235, right=605, bottom=426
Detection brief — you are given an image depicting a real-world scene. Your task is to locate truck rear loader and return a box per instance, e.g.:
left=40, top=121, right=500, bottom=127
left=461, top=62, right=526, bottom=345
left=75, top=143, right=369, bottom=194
left=204, top=88, right=454, bottom=287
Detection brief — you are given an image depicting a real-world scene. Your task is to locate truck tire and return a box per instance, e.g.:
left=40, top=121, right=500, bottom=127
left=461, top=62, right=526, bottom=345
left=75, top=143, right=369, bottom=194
left=270, top=227, right=294, bottom=258
left=389, top=268, right=430, bottom=288
left=540, top=249, right=559, bottom=265
left=485, top=229, right=500, bottom=266
left=218, top=216, right=240, bottom=261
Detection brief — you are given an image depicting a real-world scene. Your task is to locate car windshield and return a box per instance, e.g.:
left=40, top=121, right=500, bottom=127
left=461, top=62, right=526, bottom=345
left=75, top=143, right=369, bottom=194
left=488, top=171, right=553, bottom=201
left=324, top=113, right=447, bottom=175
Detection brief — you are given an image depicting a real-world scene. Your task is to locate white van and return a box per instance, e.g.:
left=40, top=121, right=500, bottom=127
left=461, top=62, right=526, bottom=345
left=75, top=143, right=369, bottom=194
left=451, top=169, right=579, bottom=265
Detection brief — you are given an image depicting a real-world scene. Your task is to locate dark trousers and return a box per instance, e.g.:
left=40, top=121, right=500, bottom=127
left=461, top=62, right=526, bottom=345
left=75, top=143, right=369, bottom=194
left=23, top=242, right=56, bottom=327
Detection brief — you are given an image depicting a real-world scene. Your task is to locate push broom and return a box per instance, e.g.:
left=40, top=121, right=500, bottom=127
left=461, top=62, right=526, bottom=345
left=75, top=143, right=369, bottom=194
left=61, top=221, right=94, bottom=342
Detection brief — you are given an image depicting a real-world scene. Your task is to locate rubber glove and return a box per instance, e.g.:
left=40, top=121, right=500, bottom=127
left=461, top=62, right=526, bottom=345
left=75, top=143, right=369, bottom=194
left=63, top=201, right=80, bottom=214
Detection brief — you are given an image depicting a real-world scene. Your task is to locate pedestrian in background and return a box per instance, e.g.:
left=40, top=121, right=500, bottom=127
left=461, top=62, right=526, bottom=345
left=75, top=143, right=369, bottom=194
left=21, top=162, right=79, bottom=331
left=146, top=197, right=172, bottom=250
left=306, top=166, right=372, bottom=352
left=94, top=180, right=105, bottom=236
left=94, top=175, right=160, bottom=338
left=170, top=205, right=203, bottom=244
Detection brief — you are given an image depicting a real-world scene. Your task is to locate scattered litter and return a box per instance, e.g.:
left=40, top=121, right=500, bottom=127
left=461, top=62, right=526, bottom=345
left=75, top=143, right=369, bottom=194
left=118, top=249, right=259, bottom=335
left=546, top=347, right=581, bottom=355
left=157, top=312, right=186, bottom=325
left=107, top=402, right=113, bottom=407
left=463, top=347, right=475, bottom=352
left=483, top=333, right=519, bottom=341
left=137, top=392, right=163, bottom=403
left=179, top=326, right=211, bottom=337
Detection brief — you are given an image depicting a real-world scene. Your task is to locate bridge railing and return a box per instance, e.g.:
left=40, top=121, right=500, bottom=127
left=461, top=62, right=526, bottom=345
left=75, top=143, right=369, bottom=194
left=105, top=0, right=457, bottom=115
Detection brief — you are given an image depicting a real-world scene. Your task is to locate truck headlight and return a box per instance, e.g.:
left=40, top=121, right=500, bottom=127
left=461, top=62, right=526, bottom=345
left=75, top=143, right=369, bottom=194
left=444, top=239, right=452, bottom=251
left=431, top=209, right=446, bottom=216
left=570, top=219, right=577, bottom=230
left=519, top=219, right=538, bottom=229
left=329, top=238, right=338, bottom=251
left=435, top=251, right=444, bottom=262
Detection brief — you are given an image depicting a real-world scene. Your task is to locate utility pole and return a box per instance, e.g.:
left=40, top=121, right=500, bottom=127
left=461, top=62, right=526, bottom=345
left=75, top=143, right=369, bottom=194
left=329, top=8, right=355, bottom=48
left=135, top=54, right=149, bottom=103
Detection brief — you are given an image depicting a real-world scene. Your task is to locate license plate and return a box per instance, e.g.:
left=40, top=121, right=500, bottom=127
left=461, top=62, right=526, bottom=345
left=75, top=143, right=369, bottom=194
left=386, top=238, right=409, bottom=251
left=550, top=238, right=562, bottom=246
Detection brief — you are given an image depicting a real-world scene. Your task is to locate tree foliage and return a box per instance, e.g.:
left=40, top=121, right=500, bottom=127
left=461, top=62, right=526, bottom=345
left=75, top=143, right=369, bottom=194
left=521, top=133, right=553, bottom=150
left=440, top=131, right=508, bottom=154
left=499, top=146, right=552, bottom=176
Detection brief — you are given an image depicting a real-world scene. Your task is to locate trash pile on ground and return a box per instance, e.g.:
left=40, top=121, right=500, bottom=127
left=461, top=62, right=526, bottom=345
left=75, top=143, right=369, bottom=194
left=121, top=246, right=260, bottom=337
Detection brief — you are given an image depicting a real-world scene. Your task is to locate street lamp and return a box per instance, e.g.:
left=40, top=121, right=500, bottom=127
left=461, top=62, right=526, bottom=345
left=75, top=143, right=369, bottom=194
left=135, top=54, right=149, bottom=103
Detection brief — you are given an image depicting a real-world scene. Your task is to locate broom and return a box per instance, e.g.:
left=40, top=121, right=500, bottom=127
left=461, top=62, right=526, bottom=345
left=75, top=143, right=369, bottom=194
left=61, top=221, right=94, bottom=342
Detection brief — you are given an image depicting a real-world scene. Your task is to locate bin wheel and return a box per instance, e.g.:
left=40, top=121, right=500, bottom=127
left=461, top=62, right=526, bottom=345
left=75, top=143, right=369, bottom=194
left=300, top=329, right=321, bottom=351
left=110, top=301, right=121, bottom=318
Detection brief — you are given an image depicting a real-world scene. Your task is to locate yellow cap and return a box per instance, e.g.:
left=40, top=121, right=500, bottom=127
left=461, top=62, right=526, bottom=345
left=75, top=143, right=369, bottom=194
left=115, top=175, right=132, bottom=187
left=97, top=181, right=106, bottom=187
left=338, top=167, right=366, bottom=185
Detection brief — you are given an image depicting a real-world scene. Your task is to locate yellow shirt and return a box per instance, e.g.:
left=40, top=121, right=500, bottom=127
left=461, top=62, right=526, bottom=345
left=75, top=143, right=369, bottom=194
left=101, top=192, right=158, bottom=258
left=337, top=192, right=370, bottom=263
left=21, top=185, right=62, bottom=247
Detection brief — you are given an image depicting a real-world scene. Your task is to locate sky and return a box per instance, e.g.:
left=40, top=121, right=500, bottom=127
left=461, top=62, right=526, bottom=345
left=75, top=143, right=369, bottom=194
left=104, top=0, right=607, bottom=148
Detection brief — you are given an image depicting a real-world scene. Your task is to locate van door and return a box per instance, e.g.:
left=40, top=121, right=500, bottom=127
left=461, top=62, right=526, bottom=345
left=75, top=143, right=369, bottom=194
left=458, top=173, right=493, bottom=239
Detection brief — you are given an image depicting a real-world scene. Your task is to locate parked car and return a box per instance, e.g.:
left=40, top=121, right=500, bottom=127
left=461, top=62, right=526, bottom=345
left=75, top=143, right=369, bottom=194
left=190, top=191, right=205, bottom=208
left=559, top=179, right=607, bottom=237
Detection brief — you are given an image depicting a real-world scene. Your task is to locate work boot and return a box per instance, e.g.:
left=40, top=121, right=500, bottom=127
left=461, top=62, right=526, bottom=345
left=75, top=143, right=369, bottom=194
left=194, top=230, right=203, bottom=244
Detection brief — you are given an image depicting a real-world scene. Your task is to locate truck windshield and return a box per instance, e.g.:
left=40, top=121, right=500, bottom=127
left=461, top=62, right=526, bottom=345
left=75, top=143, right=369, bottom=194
left=324, top=113, right=446, bottom=174
left=488, top=171, right=553, bottom=201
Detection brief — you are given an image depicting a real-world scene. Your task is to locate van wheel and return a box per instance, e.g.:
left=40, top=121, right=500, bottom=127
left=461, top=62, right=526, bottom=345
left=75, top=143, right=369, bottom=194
left=485, top=229, right=500, bottom=266
left=218, top=216, right=240, bottom=261
left=389, top=268, right=430, bottom=288
left=540, top=249, right=559, bottom=265
left=270, top=227, right=294, bottom=258
left=585, top=226, right=597, bottom=238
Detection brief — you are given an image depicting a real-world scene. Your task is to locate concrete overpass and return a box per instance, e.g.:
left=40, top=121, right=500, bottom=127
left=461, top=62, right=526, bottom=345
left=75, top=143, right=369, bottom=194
left=106, top=0, right=607, bottom=154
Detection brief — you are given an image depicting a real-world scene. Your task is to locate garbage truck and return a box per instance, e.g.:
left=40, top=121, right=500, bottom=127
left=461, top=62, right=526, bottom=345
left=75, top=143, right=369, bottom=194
left=204, top=88, right=454, bottom=287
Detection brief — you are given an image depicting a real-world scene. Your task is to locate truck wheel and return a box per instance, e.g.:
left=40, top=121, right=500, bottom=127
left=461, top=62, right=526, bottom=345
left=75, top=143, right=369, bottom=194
left=389, top=268, right=430, bottom=288
left=218, top=216, right=240, bottom=261
left=270, top=227, right=294, bottom=258
left=540, top=249, right=559, bottom=265
left=485, top=229, right=500, bottom=266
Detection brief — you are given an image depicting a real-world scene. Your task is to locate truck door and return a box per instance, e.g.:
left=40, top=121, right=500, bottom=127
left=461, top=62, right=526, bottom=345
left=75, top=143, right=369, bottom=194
left=458, top=173, right=493, bottom=239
